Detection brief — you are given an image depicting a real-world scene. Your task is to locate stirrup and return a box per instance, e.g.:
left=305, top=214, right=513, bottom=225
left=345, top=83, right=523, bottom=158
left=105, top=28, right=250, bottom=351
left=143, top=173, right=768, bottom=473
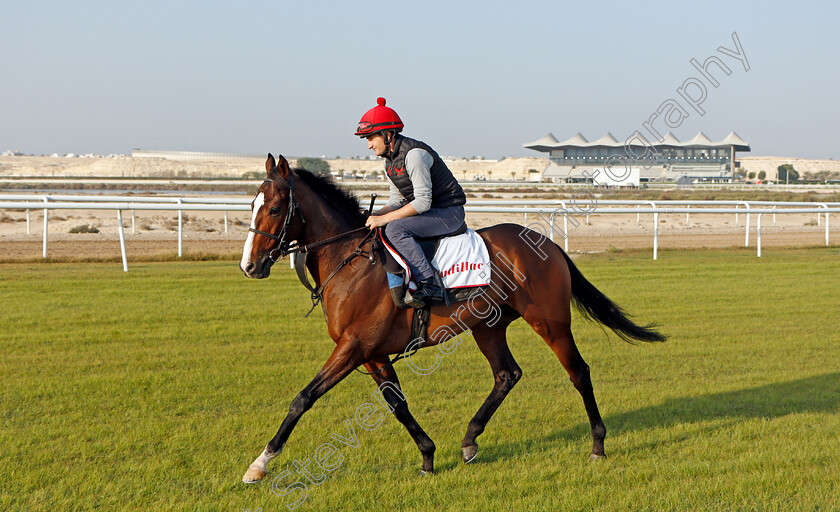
left=411, top=278, right=443, bottom=303
left=404, top=289, right=426, bottom=309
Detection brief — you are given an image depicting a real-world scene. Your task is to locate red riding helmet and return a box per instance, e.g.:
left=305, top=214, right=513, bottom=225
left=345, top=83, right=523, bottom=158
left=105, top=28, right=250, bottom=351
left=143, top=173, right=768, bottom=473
left=355, top=97, right=404, bottom=137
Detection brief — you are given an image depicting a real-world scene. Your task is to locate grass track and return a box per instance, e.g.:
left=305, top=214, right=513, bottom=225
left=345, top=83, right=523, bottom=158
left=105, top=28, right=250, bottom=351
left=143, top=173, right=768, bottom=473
left=1, top=247, right=839, bottom=511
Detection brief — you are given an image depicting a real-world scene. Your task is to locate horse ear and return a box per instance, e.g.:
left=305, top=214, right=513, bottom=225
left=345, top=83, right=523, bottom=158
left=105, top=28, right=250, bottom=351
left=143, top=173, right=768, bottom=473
left=276, top=154, right=291, bottom=179
left=265, top=153, right=276, bottom=175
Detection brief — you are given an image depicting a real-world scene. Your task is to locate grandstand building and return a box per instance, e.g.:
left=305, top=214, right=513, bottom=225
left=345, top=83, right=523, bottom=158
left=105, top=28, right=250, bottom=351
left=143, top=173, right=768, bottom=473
left=523, top=131, right=750, bottom=184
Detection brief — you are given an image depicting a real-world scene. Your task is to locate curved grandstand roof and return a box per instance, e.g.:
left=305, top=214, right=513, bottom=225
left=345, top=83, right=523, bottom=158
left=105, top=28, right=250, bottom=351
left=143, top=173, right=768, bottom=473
left=557, top=132, right=589, bottom=146
left=683, top=132, right=713, bottom=147
left=524, top=132, right=560, bottom=152
left=719, top=131, right=749, bottom=150
left=523, top=131, right=750, bottom=152
left=589, top=132, right=619, bottom=146
left=659, top=132, right=681, bottom=146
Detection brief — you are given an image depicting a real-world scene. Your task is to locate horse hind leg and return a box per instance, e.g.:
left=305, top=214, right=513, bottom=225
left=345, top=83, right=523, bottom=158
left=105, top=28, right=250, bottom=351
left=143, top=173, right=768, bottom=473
left=461, top=321, right=522, bottom=464
left=527, top=318, right=607, bottom=459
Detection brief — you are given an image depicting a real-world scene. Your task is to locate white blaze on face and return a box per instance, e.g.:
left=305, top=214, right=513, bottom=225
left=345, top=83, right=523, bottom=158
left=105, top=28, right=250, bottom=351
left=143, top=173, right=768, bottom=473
left=240, top=192, right=265, bottom=273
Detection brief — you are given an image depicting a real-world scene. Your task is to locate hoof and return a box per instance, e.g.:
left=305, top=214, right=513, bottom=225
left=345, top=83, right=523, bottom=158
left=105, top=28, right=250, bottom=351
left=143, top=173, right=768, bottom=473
left=589, top=453, right=606, bottom=462
left=419, top=469, right=435, bottom=477
left=461, top=445, right=478, bottom=464
left=242, top=466, right=267, bottom=484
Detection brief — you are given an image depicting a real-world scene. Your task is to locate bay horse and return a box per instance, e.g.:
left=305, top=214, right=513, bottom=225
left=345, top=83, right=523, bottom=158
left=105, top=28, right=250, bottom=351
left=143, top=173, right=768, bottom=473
left=239, top=154, right=665, bottom=483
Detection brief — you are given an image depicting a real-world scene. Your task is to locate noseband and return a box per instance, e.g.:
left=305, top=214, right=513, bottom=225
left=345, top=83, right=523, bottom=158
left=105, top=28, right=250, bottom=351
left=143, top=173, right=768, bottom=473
left=248, top=173, right=304, bottom=262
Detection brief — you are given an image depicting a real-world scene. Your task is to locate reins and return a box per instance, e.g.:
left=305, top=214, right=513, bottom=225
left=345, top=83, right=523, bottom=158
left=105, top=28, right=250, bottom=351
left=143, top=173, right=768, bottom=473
left=287, top=226, right=417, bottom=377
left=296, top=229, right=376, bottom=318
left=250, top=173, right=416, bottom=376
left=249, top=172, right=379, bottom=315
left=249, top=174, right=372, bottom=261
left=290, top=226, right=370, bottom=256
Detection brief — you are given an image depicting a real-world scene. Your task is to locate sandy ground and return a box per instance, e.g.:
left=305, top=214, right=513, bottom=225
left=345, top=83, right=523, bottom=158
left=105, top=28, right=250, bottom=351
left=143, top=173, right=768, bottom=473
left=0, top=200, right=832, bottom=261
left=2, top=154, right=834, bottom=261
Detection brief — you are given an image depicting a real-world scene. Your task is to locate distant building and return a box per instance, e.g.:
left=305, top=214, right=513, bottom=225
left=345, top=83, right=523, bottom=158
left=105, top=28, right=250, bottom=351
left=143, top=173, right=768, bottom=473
left=131, top=149, right=265, bottom=160
left=523, top=131, right=750, bottom=183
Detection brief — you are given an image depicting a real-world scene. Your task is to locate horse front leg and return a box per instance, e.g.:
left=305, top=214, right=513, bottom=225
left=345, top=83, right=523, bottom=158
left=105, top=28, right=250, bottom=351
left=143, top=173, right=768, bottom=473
left=364, top=359, right=436, bottom=475
left=243, top=343, right=361, bottom=483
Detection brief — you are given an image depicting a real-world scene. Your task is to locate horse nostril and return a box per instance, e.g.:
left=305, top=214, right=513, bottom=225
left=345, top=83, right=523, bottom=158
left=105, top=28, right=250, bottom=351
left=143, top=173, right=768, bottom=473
left=245, top=262, right=255, bottom=274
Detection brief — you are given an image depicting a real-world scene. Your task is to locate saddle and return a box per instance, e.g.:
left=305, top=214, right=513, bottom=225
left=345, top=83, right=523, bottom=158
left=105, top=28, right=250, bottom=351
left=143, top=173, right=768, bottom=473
left=374, top=223, right=490, bottom=308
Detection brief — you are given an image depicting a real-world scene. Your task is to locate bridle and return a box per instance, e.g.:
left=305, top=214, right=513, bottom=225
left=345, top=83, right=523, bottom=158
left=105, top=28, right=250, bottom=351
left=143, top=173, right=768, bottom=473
left=249, top=172, right=374, bottom=261
left=248, top=173, right=305, bottom=262
left=248, top=170, right=376, bottom=314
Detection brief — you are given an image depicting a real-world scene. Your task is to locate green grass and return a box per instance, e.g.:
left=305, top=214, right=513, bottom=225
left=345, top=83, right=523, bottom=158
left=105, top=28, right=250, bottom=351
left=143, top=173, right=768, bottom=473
left=1, top=248, right=839, bottom=511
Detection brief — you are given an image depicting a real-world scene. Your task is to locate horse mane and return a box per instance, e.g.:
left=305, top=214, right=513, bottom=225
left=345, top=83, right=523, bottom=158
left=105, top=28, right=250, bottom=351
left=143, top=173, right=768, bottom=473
left=286, top=168, right=366, bottom=225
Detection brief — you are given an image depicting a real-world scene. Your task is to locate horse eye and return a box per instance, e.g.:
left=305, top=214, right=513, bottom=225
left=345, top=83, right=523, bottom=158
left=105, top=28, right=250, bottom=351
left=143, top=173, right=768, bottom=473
left=269, top=207, right=281, bottom=216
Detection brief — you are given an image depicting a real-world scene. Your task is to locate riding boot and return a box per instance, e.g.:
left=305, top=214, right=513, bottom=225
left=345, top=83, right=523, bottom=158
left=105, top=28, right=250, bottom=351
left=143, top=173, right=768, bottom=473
left=410, top=277, right=444, bottom=306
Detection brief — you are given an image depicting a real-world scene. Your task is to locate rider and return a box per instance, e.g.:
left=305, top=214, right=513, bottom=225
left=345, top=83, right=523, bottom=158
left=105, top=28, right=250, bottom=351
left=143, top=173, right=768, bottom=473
left=357, top=97, right=467, bottom=306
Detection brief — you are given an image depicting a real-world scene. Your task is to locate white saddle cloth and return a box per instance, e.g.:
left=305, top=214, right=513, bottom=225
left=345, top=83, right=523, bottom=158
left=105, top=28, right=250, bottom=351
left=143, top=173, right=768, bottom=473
left=384, top=228, right=492, bottom=290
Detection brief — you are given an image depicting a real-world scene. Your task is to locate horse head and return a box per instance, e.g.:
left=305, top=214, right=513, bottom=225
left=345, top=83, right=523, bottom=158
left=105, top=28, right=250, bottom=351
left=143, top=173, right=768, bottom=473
left=240, top=154, right=306, bottom=278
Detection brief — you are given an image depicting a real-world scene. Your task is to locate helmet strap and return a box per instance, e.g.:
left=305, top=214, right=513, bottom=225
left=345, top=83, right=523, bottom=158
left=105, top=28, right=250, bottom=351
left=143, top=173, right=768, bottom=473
left=383, top=131, right=397, bottom=159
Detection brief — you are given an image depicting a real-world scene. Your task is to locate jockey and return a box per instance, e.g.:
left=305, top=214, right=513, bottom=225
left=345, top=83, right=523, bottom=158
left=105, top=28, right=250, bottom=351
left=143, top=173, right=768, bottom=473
left=357, top=97, right=467, bottom=306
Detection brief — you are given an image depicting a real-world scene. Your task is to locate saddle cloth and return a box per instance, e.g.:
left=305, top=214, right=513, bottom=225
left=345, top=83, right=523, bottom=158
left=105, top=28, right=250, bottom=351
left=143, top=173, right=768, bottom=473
left=381, top=228, right=491, bottom=291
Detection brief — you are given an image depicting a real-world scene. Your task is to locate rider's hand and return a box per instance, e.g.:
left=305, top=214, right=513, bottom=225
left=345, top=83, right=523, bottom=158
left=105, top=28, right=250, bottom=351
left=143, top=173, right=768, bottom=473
left=365, top=214, right=389, bottom=230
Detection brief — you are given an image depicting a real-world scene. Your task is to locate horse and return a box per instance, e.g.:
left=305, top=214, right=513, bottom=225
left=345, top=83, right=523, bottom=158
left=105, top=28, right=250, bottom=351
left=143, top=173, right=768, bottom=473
left=239, top=154, right=665, bottom=483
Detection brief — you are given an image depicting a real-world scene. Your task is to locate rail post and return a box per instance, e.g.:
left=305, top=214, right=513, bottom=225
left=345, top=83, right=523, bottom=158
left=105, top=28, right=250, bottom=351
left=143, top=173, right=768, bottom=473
left=224, top=211, right=228, bottom=233
left=564, top=212, right=569, bottom=252
left=820, top=204, right=829, bottom=245
left=743, top=202, right=751, bottom=247
left=177, top=199, right=183, bottom=257
left=560, top=201, right=569, bottom=252
left=757, top=212, right=762, bottom=258
left=549, top=212, right=555, bottom=242
left=42, top=196, right=49, bottom=258
left=26, top=209, right=30, bottom=234
left=117, top=210, right=128, bottom=272
left=653, top=210, right=659, bottom=260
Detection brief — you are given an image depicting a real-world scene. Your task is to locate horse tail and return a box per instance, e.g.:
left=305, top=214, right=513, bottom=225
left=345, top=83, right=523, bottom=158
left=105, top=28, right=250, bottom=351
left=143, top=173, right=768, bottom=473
left=560, top=249, right=667, bottom=343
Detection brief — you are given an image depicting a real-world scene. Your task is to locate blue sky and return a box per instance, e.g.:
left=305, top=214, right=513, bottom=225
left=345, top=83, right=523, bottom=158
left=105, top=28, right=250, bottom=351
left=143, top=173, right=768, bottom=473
left=1, top=1, right=838, bottom=159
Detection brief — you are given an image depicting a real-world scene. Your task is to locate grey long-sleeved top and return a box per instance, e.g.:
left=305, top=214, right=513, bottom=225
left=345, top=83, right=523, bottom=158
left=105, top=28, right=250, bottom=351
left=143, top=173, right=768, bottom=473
left=385, top=148, right=434, bottom=213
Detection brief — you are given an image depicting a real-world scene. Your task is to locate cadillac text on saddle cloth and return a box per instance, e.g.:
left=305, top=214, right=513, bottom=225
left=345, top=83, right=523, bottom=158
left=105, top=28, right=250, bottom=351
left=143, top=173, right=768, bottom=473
left=384, top=229, right=492, bottom=290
